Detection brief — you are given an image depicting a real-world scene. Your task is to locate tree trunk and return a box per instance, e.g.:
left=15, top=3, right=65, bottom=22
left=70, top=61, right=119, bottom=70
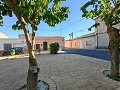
left=31, top=24, right=36, bottom=51
left=26, top=25, right=39, bottom=90
left=20, top=19, right=39, bottom=90
left=19, top=21, right=39, bottom=90
left=107, top=26, right=119, bottom=78
left=27, top=57, right=39, bottom=90
left=3, top=1, right=39, bottom=90
left=20, top=21, right=39, bottom=90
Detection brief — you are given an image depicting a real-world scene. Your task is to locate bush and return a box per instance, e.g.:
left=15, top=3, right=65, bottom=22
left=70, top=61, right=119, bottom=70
left=50, top=42, right=59, bottom=54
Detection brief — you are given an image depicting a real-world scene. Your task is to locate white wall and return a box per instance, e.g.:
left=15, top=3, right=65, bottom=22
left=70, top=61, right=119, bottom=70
left=0, top=38, right=26, bottom=50
left=79, top=39, right=83, bottom=48
left=97, top=33, right=109, bottom=48
left=95, top=17, right=110, bottom=49
left=82, top=36, right=96, bottom=49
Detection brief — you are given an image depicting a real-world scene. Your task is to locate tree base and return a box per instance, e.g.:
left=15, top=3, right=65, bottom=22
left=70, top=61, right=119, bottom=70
left=103, top=70, right=120, bottom=81
left=19, top=80, right=49, bottom=90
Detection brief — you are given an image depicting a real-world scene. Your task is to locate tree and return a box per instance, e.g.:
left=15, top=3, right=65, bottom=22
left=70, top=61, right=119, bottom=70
left=1, top=0, right=69, bottom=90
left=81, top=0, right=120, bottom=78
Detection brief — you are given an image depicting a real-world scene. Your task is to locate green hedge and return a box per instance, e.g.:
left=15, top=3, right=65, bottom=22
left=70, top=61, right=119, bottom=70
left=50, top=42, right=59, bottom=54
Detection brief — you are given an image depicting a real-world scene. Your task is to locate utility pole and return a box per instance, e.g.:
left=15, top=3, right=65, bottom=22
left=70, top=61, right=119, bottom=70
left=69, top=34, right=71, bottom=39
left=71, top=32, right=73, bottom=39
left=69, top=32, right=73, bottom=39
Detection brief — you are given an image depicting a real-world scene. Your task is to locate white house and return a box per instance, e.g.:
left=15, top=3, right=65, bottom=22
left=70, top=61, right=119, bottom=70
left=65, top=33, right=96, bottom=49
left=0, top=32, right=26, bottom=51
left=95, top=17, right=120, bottom=49
left=0, top=38, right=26, bottom=51
left=65, top=17, right=120, bottom=49
left=95, top=17, right=109, bottom=49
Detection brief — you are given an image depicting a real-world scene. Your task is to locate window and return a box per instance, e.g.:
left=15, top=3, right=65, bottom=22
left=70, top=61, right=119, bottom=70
left=36, top=44, right=40, bottom=49
left=86, top=41, right=92, bottom=46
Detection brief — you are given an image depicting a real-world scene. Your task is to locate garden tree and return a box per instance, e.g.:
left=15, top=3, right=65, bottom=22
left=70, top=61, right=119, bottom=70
left=81, top=0, right=120, bottom=78
left=1, top=0, right=69, bottom=90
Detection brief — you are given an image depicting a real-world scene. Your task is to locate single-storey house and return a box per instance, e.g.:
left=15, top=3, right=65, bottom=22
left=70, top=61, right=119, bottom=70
left=0, top=32, right=65, bottom=51
left=65, top=33, right=96, bottom=49
left=35, top=36, right=64, bottom=51
left=0, top=38, right=26, bottom=51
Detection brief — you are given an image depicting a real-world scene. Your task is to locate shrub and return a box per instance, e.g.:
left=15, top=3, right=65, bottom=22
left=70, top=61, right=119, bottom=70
left=50, top=42, right=59, bottom=54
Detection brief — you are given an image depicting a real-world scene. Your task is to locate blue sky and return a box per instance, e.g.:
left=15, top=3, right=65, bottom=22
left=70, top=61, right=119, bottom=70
left=0, top=0, right=95, bottom=40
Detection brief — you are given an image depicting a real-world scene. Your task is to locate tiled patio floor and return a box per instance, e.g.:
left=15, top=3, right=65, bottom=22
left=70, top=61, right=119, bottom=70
left=0, top=53, right=120, bottom=90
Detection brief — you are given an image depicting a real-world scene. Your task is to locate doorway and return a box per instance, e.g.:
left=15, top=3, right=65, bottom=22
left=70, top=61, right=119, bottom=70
left=4, top=44, right=12, bottom=50
left=43, top=42, right=47, bottom=50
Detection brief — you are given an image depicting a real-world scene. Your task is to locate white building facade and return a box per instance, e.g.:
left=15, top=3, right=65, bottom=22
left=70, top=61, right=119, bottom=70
left=0, top=33, right=26, bottom=51
left=65, top=18, right=111, bottom=49
left=65, top=33, right=96, bottom=49
left=95, top=17, right=120, bottom=49
left=0, top=38, right=26, bottom=51
left=95, top=17, right=109, bottom=49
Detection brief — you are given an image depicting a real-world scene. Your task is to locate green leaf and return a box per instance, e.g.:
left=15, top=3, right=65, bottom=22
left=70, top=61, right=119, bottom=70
left=8, top=10, right=12, bottom=17
left=34, top=26, right=38, bottom=31
left=12, top=25, right=16, bottom=30
left=0, top=16, right=3, bottom=20
left=88, top=28, right=91, bottom=31
left=0, top=20, right=3, bottom=26
left=2, top=10, right=7, bottom=16
left=98, top=1, right=101, bottom=4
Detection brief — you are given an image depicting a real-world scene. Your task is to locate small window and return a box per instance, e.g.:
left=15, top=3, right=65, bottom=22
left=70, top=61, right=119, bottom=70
left=36, top=44, right=40, bottom=49
left=86, top=41, right=92, bottom=46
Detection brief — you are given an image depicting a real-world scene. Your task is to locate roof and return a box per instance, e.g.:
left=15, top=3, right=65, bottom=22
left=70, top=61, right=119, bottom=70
left=18, top=34, right=64, bottom=38
left=35, top=36, right=64, bottom=38
left=65, top=32, right=96, bottom=41
left=0, top=32, right=9, bottom=38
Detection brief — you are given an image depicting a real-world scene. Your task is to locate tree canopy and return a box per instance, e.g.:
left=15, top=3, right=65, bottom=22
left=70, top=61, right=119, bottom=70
left=81, top=0, right=120, bottom=79
left=81, top=0, right=120, bottom=28
left=1, top=1, right=70, bottom=89
left=0, top=0, right=69, bottom=31
left=0, top=0, right=12, bottom=26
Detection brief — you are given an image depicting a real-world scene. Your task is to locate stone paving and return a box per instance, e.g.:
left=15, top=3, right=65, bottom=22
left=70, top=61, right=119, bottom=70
left=0, top=53, right=120, bottom=90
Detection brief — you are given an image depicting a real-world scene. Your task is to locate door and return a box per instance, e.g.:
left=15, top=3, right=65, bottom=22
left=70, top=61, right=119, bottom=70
left=36, top=44, right=40, bottom=50
left=4, top=44, right=12, bottom=50
left=43, top=42, right=47, bottom=50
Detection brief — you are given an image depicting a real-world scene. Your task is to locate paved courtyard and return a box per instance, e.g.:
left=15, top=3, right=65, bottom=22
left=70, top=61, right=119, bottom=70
left=0, top=53, right=120, bottom=90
